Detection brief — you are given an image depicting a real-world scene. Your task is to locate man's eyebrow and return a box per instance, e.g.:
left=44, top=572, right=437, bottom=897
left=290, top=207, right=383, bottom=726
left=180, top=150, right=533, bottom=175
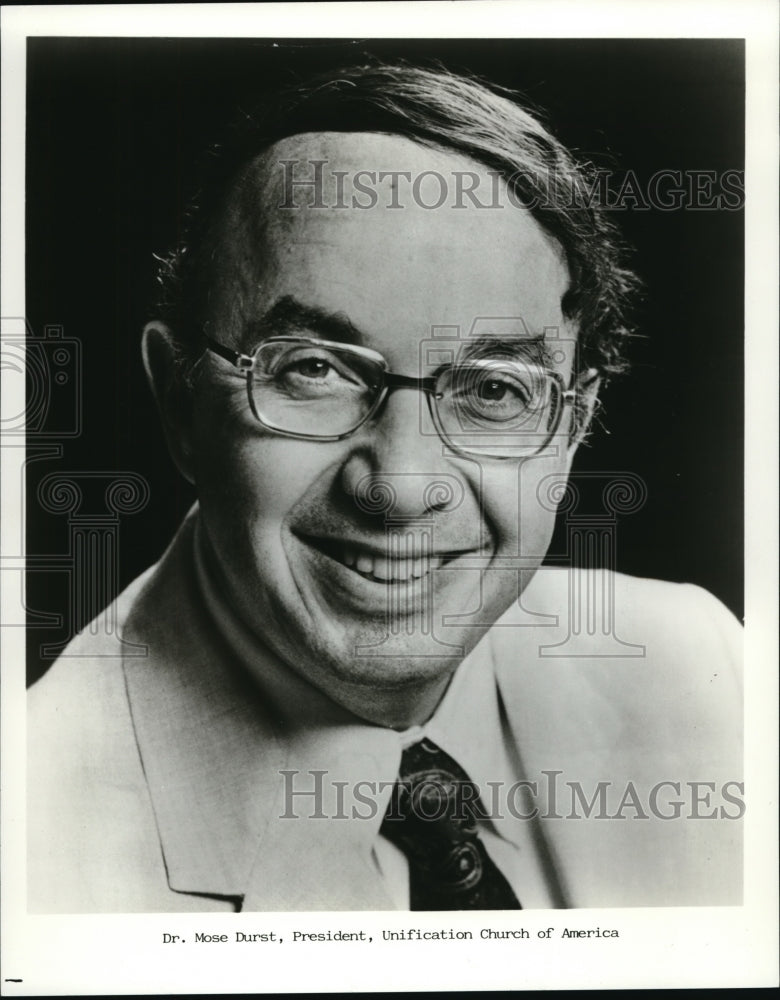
left=460, top=335, right=557, bottom=368
left=243, top=301, right=558, bottom=367
left=246, top=295, right=365, bottom=347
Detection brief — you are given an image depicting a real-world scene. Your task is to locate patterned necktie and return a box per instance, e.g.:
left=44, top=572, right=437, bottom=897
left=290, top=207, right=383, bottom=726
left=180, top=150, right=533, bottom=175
left=380, top=738, right=521, bottom=910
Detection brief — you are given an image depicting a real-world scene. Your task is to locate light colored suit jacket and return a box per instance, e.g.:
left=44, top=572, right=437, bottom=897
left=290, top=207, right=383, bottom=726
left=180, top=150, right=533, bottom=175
left=28, top=512, right=743, bottom=912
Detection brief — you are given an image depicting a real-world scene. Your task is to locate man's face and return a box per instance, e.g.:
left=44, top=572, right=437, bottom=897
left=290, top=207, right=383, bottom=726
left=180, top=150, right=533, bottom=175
left=177, top=132, right=579, bottom=726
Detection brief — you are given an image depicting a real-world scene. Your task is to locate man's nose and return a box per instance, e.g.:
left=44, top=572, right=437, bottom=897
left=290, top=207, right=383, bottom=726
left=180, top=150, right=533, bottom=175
left=339, top=387, right=464, bottom=519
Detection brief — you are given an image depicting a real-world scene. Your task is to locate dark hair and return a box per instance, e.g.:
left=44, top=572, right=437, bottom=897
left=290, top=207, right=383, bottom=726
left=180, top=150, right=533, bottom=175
left=153, top=61, right=639, bottom=390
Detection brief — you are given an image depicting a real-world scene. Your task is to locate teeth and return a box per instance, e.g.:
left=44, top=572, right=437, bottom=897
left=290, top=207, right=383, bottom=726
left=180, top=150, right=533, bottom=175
left=307, top=536, right=459, bottom=582
left=334, top=546, right=446, bottom=582
left=371, top=557, right=391, bottom=581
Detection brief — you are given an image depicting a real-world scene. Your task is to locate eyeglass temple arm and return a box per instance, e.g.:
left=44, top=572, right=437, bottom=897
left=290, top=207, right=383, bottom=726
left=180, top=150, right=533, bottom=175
left=206, top=337, right=253, bottom=370
left=562, top=367, right=601, bottom=397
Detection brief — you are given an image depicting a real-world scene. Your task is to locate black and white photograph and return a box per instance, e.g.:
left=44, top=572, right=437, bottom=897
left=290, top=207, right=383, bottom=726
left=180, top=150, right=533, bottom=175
left=1, top=1, right=777, bottom=993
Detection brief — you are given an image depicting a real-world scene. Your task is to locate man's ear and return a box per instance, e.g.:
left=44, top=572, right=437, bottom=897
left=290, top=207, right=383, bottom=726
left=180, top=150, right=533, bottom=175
left=565, top=372, right=602, bottom=471
left=141, top=321, right=196, bottom=485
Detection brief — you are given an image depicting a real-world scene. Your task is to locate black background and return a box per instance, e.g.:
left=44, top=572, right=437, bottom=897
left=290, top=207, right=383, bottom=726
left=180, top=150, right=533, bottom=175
left=25, top=37, right=744, bottom=684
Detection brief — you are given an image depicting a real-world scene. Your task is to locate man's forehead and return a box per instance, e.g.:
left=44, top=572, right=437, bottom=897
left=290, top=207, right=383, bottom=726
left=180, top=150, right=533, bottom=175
left=221, top=132, right=568, bottom=262
left=242, top=130, right=515, bottom=210
left=210, top=130, right=574, bottom=350
left=226, top=130, right=568, bottom=251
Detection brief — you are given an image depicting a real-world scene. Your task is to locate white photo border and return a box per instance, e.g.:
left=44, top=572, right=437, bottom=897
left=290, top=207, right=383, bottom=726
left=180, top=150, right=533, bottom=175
left=2, top=1, right=777, bottom=993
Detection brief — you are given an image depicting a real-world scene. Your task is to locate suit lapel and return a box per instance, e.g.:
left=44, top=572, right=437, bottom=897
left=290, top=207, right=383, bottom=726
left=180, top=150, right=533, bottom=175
left=492, top=568, right=641, bottom=908
left=121, top=512, right=399, bottom=910
left=122, top=514, right=287, bottom=901
left=492, top=567, right=743, bottom=909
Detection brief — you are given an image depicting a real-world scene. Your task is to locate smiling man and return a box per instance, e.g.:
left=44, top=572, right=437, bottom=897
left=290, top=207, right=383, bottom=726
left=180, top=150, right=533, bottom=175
left=28, top=63, right=742, bottom=913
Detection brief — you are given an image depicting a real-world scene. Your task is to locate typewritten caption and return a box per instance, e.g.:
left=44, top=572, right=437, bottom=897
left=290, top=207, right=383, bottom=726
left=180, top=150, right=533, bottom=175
left=162, top=925, right=620, bottom=945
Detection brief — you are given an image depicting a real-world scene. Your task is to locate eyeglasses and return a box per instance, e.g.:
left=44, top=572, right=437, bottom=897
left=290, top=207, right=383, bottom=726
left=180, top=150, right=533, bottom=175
left=205, top=335, right=583, bottom=459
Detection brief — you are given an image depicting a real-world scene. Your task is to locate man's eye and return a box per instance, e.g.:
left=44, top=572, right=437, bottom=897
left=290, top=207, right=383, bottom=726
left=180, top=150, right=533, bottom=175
left=283, top=356, right=335, bottom=380
left=461, top=372, right=533, bottom=409
left=474, top=378, right=523, bottom=403
left=265, top=349, right=369, bottom=399
left=272, top=351, right=354, bottom=385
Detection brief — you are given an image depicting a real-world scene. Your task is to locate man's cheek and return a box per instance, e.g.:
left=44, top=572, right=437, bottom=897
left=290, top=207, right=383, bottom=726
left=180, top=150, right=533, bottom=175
left=471, top=459, right=564, bottom=569
left=521, top=448, right=570, bottom=535
left=197, top=440, right=293, bottom=507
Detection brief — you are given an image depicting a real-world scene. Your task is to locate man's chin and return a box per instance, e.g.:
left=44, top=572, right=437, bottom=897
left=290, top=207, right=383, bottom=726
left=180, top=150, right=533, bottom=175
left=291, top=565, right=518, bottom=698
left=294, top=637, right=467, bottom=728
left=302, top=618, right=480, bottom=693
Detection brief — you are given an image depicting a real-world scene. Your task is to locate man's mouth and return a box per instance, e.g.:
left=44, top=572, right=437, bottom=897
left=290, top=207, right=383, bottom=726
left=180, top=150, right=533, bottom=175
left=297, top=535, right=469, bottom=584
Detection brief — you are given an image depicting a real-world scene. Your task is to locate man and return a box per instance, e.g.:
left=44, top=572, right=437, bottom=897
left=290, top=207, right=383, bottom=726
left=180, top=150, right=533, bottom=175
left=28, top=63, right=742, bottom=913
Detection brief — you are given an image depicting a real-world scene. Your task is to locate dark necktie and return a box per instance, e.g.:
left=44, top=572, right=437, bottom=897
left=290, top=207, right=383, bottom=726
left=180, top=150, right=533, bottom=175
left=380, top=738, right=522, bottom=910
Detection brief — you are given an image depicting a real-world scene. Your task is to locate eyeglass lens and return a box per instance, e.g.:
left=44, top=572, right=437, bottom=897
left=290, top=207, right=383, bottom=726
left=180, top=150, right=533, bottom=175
left=250, top=339, right=561, bottom=455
